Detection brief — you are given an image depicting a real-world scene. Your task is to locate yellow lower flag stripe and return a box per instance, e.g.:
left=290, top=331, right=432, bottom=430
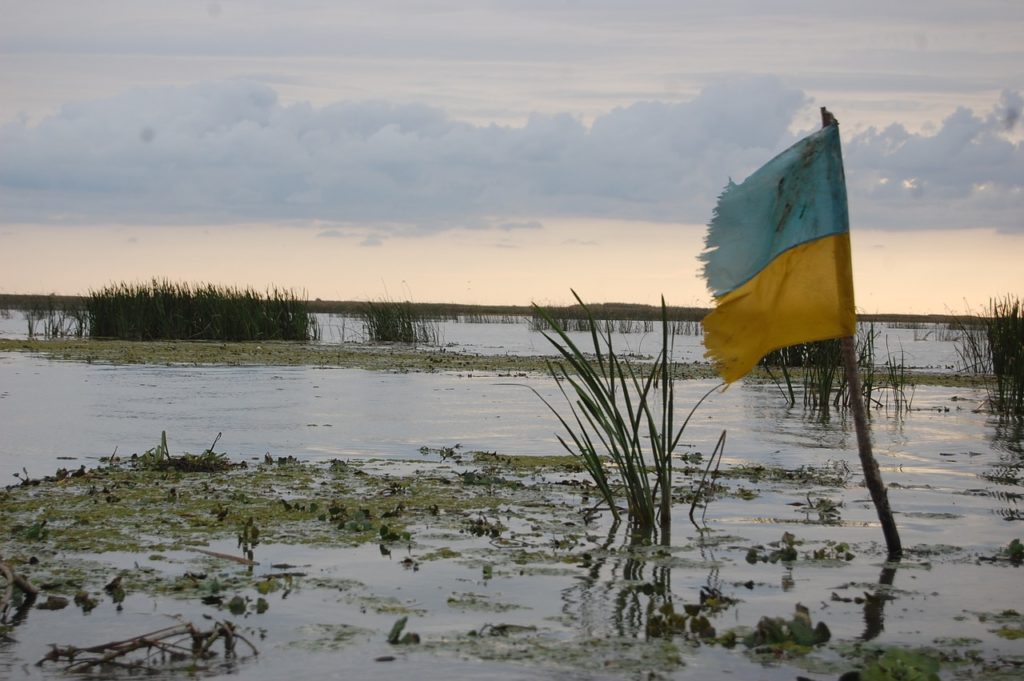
left=702, top=233, right=856, bottom=383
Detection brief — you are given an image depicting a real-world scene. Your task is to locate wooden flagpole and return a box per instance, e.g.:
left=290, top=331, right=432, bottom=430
left=823, top=107, right=903, bottom=560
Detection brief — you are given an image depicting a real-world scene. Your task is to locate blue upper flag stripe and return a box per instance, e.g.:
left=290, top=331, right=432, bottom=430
left=700, top=125, right=849, bottom=298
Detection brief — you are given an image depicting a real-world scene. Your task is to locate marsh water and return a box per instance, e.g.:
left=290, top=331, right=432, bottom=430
left=1, top=314, right=1022, bottom=679
left=0, top=314, right=968, bottom=483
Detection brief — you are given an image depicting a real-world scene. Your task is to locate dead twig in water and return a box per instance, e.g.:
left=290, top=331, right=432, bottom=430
left=37, top=619, right=257, bottom=672
left=192, top=547, right=259, bottom=566
left=1, top=558, right=41, bottom=617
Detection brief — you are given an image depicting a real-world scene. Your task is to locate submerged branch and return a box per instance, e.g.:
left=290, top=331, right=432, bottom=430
left=37, top=619, right=258, bottom=672
left=0, top=558, right=40, bottom=616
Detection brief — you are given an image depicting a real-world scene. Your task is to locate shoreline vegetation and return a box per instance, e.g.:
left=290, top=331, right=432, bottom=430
left=0, top=292, right=980, bottom=327
left=86, top=281, right=319, bottom=342
left=0, top=337, right=990, bottom=388
left=0, top=289, right=1005, bottom=393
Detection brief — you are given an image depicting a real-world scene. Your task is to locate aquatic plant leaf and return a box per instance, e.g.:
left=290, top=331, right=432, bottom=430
left=1004, top=538, right=1023, bottom=564
left=743, top=605, right=829, bottom=649
left=228, top=595, right=247, bottom=615
left=387, top=616, right=408, bottom=644
left=861, top=649, right=940, bottom=681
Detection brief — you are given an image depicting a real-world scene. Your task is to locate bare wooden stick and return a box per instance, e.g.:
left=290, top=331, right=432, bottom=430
left=820, top=107, right=902, bottom=560
left=842, top=336, right=902, bottom=559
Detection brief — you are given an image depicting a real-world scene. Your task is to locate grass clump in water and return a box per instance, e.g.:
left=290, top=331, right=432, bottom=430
left=21, top=294, right=87, bottom=339
left=360, top=298, right=438, bottom=344
left=86, top=279, right=319, bottom=341
left=986, top=296, right=1024, bottom=415
left=760, top=326, right=912, bottom=415
left=532, top=291, right=717, bottom=541
left=954, top=295, right=1024, bottom=415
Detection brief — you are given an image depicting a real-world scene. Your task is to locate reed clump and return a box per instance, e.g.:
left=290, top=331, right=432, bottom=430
left=529, top=302, right=705, bottom=335
left=532, top=292, right=716, bottom=541
left=86, top=280, right=319, bottom=341
left=954, top=319, right=992, bottom=374
left=360, top=299, right=438, bottom=344
left=986, top=296, right=1024, bottom=415
left=953, top=296, right=1023, bottom=415
left=22, top=294, right=87, bottom=339
left=762, top=339, right=843, bottom=411
left=761, top=325, right=912, bottom=415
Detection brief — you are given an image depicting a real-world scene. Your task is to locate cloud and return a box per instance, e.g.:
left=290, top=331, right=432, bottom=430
left=0, top=77, right=1021, bottom=233
left=497, top=220, right=543, bottom=231
left=844, top=90, right=1024, bottom=231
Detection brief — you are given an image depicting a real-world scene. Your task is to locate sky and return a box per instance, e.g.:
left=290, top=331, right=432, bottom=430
left=1, top=1, right=1022, bottom=314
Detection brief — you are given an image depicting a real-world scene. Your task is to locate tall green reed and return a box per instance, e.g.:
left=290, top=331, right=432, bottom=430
left=879, top=337, right=914, bottom=413
left=953, top=296, right=1023, bottom=415
left=987, top=296, right=1023, bottom=415
left=532, top=292, right=717, bottom=541
left=953, top=316, right=992, bottom=375
left=761, top=339, right=842, bottom=412
left=803, top=338, right=843, bottom=411
left=360, top=299, right=438, bottom=344
left=761, top=324, right=912, bottom=416
left=23, top=294, right=87, bottom=339
left=529, top=303, right=704, bottom=336
left=87, top=280, right=319, bottom=341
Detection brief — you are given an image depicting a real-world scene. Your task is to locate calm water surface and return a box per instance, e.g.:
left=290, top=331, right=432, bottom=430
left=1, top=318, right=1020, bottom=680
left=0, top=311, right=965, bottom=369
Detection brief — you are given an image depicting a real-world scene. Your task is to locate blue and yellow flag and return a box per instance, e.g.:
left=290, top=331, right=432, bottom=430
left=700, top=124, right=855, bottom=383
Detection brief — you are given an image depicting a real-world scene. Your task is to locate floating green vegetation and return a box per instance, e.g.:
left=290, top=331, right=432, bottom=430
left=723, top=459, right=853, bottom=487
left=644, top=589, right=737, bottom=642
left=424, top=629, right=688, bottom=676
left=857, top=648, right=941, bottom=681
left=86, top=279, right=319, bottom=342
left=446, top=591, right=524, bottom=613
left=994, top=625, right=1024, bottom=640
left=745, top=534, right=853, bottom=565
left=468, top=450, right=583, bottom=473
left=135, top=430, right=238, bottom=473
left=1004, top=538, right=1024, bottom=565
left=1, top=447, right=1020, bottom=681
left=1, top=444, right=607, bottom=567
left=746, top=532, right=802, bottom=564
left=290, top=623, right=374, bottom=652
left=740, top=603, right=831, bottom=652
